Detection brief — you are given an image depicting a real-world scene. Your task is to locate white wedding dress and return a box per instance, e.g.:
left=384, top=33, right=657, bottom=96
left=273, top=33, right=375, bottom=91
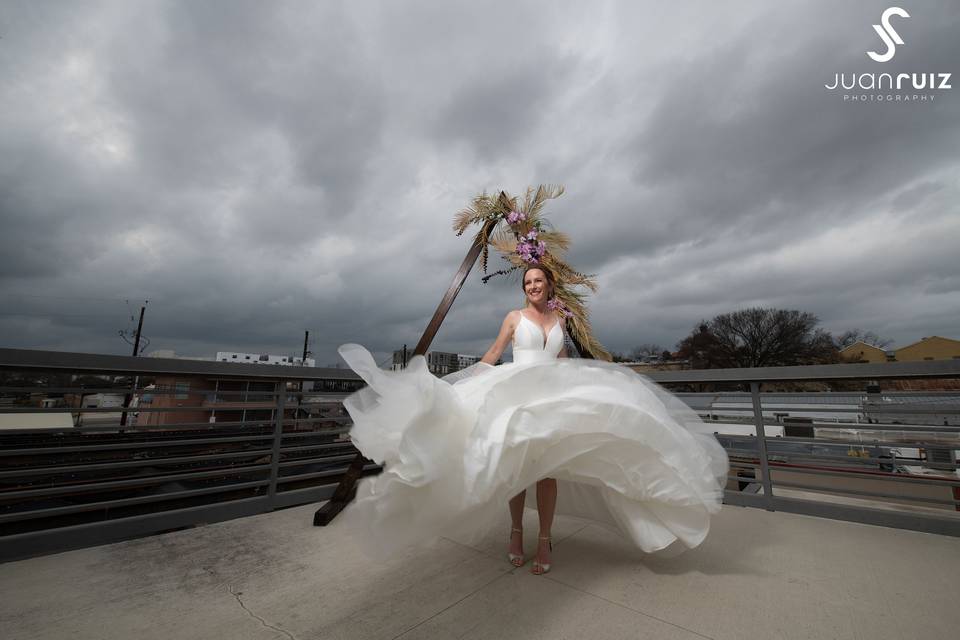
left=335, top=310, right=729, bottom=559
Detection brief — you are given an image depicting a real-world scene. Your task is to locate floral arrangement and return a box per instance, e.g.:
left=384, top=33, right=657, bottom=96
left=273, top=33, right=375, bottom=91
left=452, top=185, right=611, bottom=361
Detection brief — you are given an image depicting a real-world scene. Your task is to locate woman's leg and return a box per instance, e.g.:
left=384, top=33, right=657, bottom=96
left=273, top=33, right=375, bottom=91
left=508, top=490, right=526, bottom=557
left=534, top=478, right=557, bottom=571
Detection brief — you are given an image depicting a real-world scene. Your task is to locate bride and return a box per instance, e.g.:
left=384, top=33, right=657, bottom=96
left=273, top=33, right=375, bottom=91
left=480, top=265, right=568, bottom=574
left=336, top=265, right=729, bottom=573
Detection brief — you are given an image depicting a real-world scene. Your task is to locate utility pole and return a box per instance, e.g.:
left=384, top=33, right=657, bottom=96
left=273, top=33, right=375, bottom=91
left=132, top=305, right=146, bottom=356
left=296, top=330, right=311, bottom=428
left=121, top=302, right=147, bottom=427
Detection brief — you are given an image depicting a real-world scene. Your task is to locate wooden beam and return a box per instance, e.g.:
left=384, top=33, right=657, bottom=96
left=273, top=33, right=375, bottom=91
left=413, top=191, right=510, bottom=356
left=314, top=193, right=507, bottom=526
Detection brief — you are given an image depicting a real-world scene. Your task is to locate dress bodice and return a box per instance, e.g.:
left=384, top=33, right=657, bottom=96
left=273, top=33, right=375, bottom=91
left=513, top=309, right=563, bottom=364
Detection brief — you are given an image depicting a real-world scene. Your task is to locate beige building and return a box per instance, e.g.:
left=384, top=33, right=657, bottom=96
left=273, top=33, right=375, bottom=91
left=841, top=336, right=960, bottom=364
left=894, top=336, right=960, bottom=362
left=839, top=341, right=889, bottom=363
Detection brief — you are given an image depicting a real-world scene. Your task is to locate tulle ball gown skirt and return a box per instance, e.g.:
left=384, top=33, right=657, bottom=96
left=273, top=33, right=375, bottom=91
left=334, top=344, right=729, bottom=560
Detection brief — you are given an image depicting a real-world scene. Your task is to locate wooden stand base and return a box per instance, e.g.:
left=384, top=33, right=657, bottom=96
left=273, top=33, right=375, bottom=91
left=313, top=452, right=368, bottom=526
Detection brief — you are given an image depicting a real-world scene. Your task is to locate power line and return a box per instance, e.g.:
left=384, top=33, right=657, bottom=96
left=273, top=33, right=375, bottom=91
left=0, top=293, right=155, bottom=303
left=0, top=311, right=128, bottom=320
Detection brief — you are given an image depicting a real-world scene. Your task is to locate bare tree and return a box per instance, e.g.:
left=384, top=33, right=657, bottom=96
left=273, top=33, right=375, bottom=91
left=677, top=308, right=840, bottom=369
left=675, top=322, right=727, bottom=369
left=836, top=329, right=893, bottom=349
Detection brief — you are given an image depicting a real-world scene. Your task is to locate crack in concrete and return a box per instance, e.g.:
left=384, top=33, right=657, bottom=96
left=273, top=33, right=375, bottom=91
left=227, top=585, right=298, bottom=640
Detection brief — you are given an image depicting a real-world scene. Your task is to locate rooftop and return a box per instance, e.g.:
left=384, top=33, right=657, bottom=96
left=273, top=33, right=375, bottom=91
left=2, top=500, right=958, bottom=640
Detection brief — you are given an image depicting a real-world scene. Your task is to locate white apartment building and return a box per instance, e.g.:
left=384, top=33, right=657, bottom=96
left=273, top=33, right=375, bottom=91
left=216, top=351, right=316, bottom=367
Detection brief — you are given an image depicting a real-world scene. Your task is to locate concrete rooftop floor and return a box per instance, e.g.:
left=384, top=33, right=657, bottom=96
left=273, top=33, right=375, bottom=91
left=2, top=501, right=959, bottom=640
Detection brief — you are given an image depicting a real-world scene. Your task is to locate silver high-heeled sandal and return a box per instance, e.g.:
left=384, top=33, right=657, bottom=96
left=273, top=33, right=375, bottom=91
left=508, top=527, right=525, bottom=567
left=531, top=535, right=552, bottom=575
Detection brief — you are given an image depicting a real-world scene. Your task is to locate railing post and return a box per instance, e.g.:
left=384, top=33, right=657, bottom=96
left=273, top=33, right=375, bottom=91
left=268, top=379, right=287, bottom=506
left=751, top=381, right=775, bottom=510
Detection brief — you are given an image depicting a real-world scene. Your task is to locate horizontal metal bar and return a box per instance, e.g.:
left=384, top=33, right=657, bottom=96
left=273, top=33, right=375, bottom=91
left=0, top=388, right=350, bottom=403
left=277, top=453, right=358, bottom=468
left=722, top=419, right=960, bottom=434
left=681, top=391, right=960, bottom=400
left=0, top=423, right=274, bottom=436
left=714, top=408, right=865, bottom=416
left=760, top=450, right=958, bottom=469
left=270, top=483, right=338, bottom=507
left=278, top=417, right=351, bottom=425
left=0, top=480, right=271, bottom=524
left=282, top=427, right=351, bottom=439
left=0, top=347, right=361, bottom=381
left=0, top=434, right=276, bottom=456
left=278, top=442, right=358, bottom=454
left=772, top=479, right=960, bottom=506
left=0, top=387, right=285, bottom=397
left=711, top=404, right=960, bottom=415
left=721, top=490, right=769, bottom=508
left=6, top=347, right=960, bottom=384
left=823, top=423, right=960, bottom=433
left=646, top=359, right=960, bottom=383
left=2, top=405, right=280, bottom=414
left=277, top=463, right=381, bottom=483
left=77, top=419, right=277, bottom=432
left=768, top=495, right=960, bottom=537
left=0, top=448, right=275, bottom=479
left=0, top=463, right=271, bottom=500
left=759, top=435, right=960, bottom=450
left=765, top=463, right=960, bottom=487
left=0, top=386, right=134, bottom=393
left=0, top=495, right=273, bottom=563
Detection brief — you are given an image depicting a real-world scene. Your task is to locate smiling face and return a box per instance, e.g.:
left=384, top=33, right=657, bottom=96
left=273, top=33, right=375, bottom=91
left=523, top=267, right=553, bottom=305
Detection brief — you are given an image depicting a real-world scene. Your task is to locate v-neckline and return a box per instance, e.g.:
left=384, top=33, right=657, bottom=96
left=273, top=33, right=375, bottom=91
left=519, top=310, right=559, bottom=349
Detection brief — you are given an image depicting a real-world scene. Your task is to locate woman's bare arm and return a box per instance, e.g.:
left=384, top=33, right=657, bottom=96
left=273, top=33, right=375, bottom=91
left=481, top=310, right=520, bottom=365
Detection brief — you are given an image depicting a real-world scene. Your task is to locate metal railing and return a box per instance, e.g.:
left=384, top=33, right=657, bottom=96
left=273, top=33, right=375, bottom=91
left=0, top=348, right=376, bottom=562
left=645, top=359, right=960, bottom=537
left=2, top=348, right=958, bottom=562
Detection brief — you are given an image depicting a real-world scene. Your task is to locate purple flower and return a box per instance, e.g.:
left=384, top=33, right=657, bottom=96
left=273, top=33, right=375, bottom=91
left=548, top=297, right=574, bottom=318
left=506, top=210, right=526, bottom=225
left=516, top=231, right=546, bottom=264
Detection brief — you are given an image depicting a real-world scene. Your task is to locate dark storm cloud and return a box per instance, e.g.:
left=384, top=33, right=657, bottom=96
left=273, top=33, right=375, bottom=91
left=430, top=50, right=584, bottom=160
left=626, top=2, right=960, bottom=235
left=1, top=0, right=958, bottom=366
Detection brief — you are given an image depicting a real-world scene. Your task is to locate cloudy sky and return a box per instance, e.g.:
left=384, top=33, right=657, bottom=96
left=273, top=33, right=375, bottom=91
left=1, top=0, right=958, bottom=367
